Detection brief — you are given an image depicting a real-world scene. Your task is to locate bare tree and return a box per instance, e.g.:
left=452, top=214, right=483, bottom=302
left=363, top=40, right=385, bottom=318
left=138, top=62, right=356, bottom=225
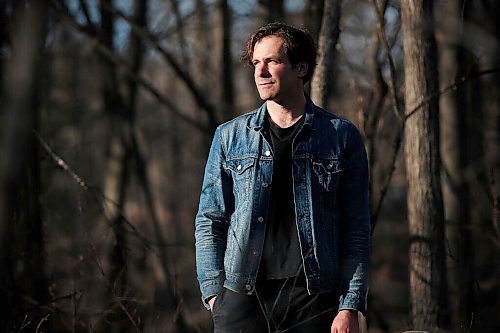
left=437, top=0, right=475, bottom=329
left=401, top=0, right=450, bottom=330
left=169, top=0, right=190, bottom=65
left=479, top=2, right=500, bottom=327
left=218, top=0, right=235, bottom=121
left=193, top=0, right=213, bottom=95
left=0, top=0, right=49, bottom=330
left=95, top=0, right=133, bottom=330
left=310, top=0, right=341, bottom=108
left=257, top=0, right=284, bottom=23
left=303, top=0, right=324, bottom=43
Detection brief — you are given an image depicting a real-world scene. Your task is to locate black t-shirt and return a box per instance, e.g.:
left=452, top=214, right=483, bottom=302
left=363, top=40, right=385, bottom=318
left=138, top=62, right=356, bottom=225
left=258, top=115, right=305, bottom=279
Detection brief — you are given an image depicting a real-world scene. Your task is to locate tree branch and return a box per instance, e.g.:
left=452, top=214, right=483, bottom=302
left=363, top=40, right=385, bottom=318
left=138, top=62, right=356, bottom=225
left=369, top=0, right=403, bottom=119
left=48, top=2, right=211, bottom=134
left=366, top=0, right=404, bottom=232
left=102, top=2, right=219, bottom=132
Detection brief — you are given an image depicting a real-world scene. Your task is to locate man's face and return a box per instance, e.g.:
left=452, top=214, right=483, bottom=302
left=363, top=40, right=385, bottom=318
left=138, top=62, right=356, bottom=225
left=251, top=36, right=305, bottom=103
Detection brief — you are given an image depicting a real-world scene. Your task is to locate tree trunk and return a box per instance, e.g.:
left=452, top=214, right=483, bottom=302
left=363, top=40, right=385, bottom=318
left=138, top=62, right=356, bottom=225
left=401, top=0, right=450, bottom=330
left=219, top=0, right=235, bottom=121
left=98, top=0, right=130, bottom=330
left=437, top=0, right=475, bottom=330
left=169, top=0, right=190, bottom=65
left=303, top=0, right=324, bottom=43
left=257, top=0, right=284, bottom=23
left=0, top=1, right=48, bottom=330
left=194, top=0, right=212, bottom=93
left=479, top=2, right=500, bottom=328
left=310, top=0, right=341, bottom=108
left=364, top=0, right=389, bottom=230
left=126, top=2, right=192, bottom=331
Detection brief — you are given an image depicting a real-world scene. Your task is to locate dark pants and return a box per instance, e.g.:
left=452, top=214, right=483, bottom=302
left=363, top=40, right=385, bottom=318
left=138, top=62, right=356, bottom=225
left=211, top=274, right=338, bottom=333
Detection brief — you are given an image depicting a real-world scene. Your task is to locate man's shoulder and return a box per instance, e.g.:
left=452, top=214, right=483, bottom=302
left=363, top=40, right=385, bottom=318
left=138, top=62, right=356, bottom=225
left=312, top=104, right=359, bottom=132
left=220, top=109, right=257, bottom=126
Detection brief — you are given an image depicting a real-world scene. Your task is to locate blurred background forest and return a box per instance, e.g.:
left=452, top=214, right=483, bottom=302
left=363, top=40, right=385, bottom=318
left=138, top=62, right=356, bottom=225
left=0, top=0, right=498, bottom=332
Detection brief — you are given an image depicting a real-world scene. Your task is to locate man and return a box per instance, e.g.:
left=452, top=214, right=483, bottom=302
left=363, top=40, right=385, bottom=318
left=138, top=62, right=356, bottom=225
left=195, top=22, right=370, bottom=333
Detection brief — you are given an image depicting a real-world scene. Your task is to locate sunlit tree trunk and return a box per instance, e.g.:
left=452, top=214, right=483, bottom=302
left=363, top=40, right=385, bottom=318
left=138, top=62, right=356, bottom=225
left=0, top=1, right=48, bottom=329
left=310, top=0, right=341, bottom=108
left=401, top=0, right=450, bottom=330
left=437, top=0, right=475, bottom=329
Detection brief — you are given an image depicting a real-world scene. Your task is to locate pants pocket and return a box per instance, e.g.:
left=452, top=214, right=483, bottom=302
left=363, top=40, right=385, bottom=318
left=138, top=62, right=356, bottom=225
left=211, top=287, right=227, bottom=315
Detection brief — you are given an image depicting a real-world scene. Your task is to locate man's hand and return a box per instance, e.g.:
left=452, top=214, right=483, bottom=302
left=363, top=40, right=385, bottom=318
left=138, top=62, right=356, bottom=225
left=331, top=310, right=359, bottom=333
left=208, top=296, right=217, bottom=311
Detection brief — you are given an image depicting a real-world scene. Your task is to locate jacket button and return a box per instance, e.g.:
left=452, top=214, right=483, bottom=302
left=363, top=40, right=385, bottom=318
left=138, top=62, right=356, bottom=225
left=237, top=164, right=242, bottom=171
left=257, top=217, right=264, bottom=223
left=262, top=182, right=269, bottom=188
left=265, top=150, right=271, bottom=156
left=245, top=285, right=252, bottom=291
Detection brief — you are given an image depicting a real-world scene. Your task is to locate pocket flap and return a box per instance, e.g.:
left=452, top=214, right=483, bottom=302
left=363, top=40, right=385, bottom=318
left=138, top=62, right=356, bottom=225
left=312, top=158, right=344, bottom=174
left=226, top=157, right=255, bottom=175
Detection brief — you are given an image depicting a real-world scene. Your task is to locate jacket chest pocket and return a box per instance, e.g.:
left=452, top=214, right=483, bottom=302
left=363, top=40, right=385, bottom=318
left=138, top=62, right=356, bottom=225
left=226, top=157, right=255, bottom=178
left=225, top=157, right=256, bottom=199
left=311, top=158, right=343, bottom=192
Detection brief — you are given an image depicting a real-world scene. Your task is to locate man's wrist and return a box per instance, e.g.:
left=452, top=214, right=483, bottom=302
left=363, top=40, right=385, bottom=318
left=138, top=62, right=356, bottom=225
left=338, top=309, right=358, bottom=316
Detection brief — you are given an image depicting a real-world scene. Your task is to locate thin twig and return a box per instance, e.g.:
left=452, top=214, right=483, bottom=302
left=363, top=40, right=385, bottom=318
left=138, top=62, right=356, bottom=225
left=35, top=314, right=50, bottom=333
left=34, top=131, right=89, bottom=190
left=405, top=68, right=500, bottom=120
left=18, top=315, right=31, bottom=332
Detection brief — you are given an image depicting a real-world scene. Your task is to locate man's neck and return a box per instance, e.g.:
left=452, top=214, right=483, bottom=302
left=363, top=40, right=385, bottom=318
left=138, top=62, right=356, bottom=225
left=266, top=94, right=306, bottom=128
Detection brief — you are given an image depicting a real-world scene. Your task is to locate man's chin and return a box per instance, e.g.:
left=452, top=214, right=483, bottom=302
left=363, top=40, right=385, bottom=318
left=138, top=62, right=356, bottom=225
left=258, top=92, right=275, bottom=101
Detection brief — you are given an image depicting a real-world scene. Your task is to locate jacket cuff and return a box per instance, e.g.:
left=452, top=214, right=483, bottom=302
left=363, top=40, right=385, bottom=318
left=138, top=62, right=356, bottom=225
left=338, top=292, right=367, bottom=316
left=200, top=278, right=224, bottom=310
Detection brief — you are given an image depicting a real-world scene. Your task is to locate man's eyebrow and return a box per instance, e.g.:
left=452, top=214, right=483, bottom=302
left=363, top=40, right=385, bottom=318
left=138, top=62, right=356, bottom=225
left=252, top=56, right=281, bottom=62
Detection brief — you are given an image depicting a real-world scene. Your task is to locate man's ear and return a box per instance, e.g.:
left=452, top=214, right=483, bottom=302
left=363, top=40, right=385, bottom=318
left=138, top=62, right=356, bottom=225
left=296, top=62, right=308, bottom=79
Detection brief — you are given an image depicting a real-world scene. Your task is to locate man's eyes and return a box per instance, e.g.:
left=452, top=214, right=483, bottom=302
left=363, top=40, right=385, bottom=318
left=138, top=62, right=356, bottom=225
left=252, top=59, right=280, bottom=66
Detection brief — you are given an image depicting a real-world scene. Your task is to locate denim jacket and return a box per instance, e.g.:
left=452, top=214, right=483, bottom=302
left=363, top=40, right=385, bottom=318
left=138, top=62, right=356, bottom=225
left=195, top=98, right=370, bottom=314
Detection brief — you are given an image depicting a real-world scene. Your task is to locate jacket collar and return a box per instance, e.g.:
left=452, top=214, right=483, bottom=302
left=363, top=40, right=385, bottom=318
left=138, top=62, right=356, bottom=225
left=248, top=95, right=316, bottom=131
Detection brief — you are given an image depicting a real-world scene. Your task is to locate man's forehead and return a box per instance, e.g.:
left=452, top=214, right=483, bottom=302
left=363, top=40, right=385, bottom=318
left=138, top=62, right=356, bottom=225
left=254, top=35, right=285, bottom=47
left=252, top=36, right=286, bottom=57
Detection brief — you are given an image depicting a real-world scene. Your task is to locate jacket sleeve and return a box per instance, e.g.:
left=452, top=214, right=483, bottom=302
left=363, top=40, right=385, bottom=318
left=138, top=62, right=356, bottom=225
left=337, top=123, right=371, bottom=315
left=194, top=126, right=234, bottom=310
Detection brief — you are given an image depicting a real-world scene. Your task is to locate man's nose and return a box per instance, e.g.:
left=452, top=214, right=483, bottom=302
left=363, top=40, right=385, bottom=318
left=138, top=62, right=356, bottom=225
left=255, top=63, right=270, bottom=77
